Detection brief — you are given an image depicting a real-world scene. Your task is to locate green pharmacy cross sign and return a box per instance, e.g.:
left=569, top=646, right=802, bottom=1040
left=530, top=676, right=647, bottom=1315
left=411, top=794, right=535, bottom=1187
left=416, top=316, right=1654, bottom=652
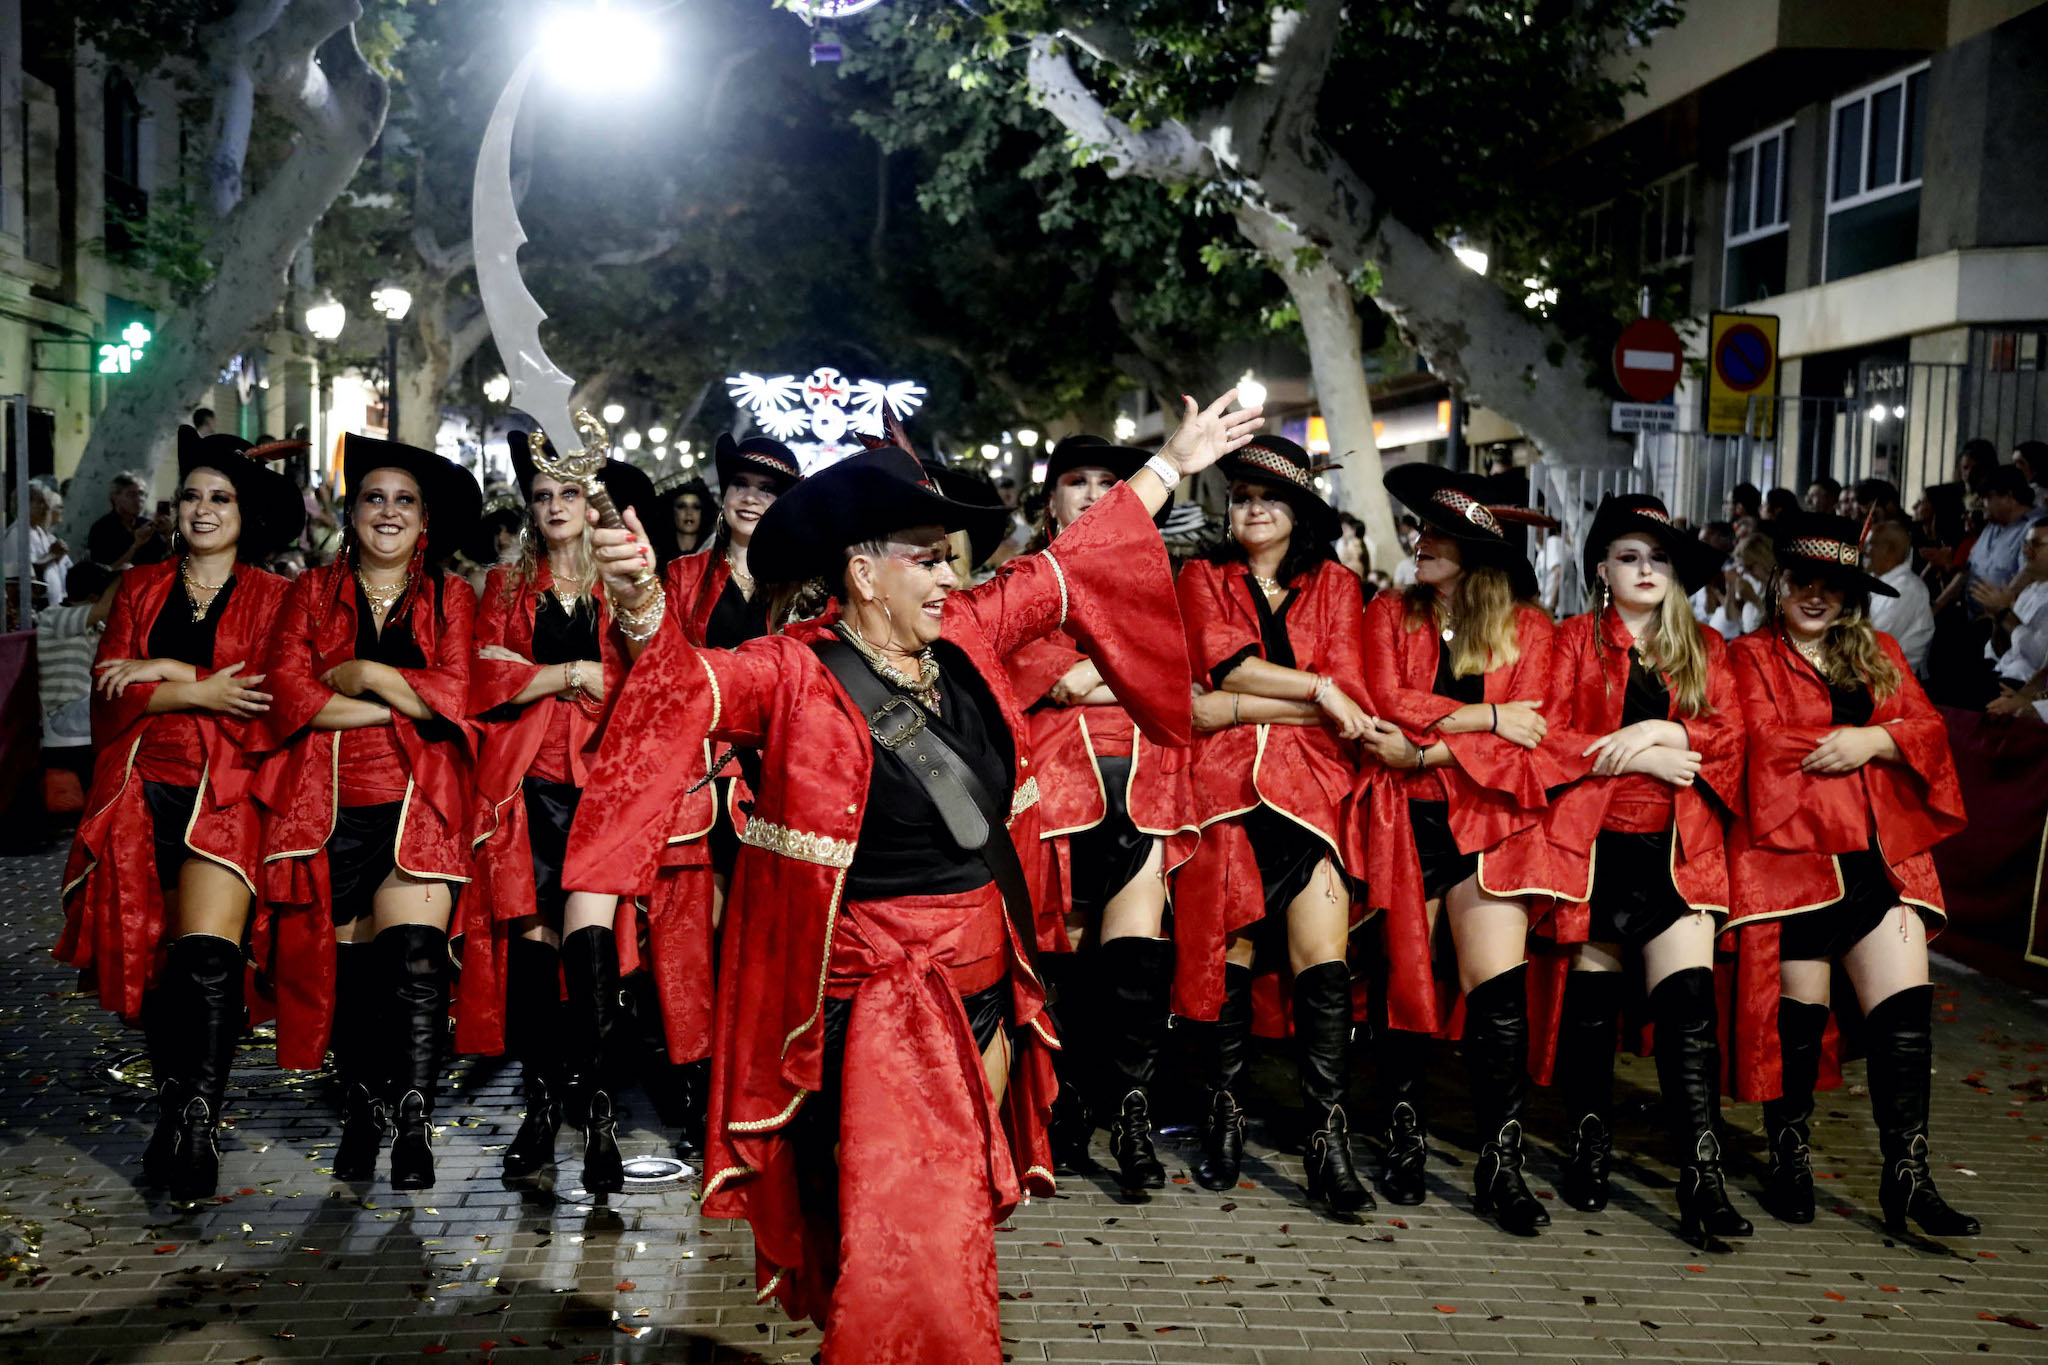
left=97, top=321, right=153, bottom=375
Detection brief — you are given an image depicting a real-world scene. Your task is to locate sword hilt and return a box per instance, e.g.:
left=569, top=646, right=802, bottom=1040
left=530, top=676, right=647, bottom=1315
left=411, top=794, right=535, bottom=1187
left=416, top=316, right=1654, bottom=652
left=526, top=421, right=654, bottom=588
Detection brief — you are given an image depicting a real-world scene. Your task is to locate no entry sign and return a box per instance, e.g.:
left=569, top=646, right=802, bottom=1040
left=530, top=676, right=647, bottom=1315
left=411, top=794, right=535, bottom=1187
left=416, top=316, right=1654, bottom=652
left=1612, top=318, right=1685, bottom=403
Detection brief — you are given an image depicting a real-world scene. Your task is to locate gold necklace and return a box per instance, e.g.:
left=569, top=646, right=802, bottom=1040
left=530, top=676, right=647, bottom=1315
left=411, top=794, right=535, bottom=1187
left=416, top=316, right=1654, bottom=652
left=837, top=622, right=941, bottom=711
left=727, top=550, right=755, bottom=595
left=1789, top=632, right=1829, bottom=674
left=1251, top=573, right=1284, bottom=595
left=357, top=573, right=405, bottom=616
left=182, top=560, right=228, bottom=621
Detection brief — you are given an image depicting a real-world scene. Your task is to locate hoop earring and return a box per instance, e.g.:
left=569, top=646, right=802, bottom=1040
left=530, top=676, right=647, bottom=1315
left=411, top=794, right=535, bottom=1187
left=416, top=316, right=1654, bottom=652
left=881, top=599, right=897, bottom=643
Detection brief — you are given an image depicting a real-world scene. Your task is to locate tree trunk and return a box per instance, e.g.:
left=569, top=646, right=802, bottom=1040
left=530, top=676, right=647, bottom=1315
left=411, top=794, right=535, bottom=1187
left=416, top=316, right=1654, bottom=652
left=397, top=280, right=491, bottom=449
left=1234, top=207, right=1398, bottom=572
left=60, top=11, right=389, bottom=549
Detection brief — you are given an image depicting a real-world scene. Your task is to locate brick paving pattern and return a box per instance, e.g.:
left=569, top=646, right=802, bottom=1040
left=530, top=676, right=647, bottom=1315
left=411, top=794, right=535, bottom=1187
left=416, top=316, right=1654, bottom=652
left=1, top=847, right=2045, bottom=1363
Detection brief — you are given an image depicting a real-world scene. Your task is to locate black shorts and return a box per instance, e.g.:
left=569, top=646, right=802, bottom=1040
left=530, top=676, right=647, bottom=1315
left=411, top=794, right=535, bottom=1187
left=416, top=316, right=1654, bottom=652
left=1586, top=828, right=1697, bottom=946
left=1066, top=756, right=1155, bottom=921
left=1408, top=799, right=1478, bottom=902
left=521, top=777, right=581, bottom=925
left=1778, top=847, right=1922, bottom=961
left=142, top=781, right=199, bottom=888
left=1243, top=802, right=1333, bottom=919
left=326, top=802, right=404, bottom=926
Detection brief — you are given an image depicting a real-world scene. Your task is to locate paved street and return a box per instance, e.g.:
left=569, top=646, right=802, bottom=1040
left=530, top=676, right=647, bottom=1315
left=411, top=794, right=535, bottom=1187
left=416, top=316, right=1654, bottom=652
left=1, top=847, right=2045, bottom=1365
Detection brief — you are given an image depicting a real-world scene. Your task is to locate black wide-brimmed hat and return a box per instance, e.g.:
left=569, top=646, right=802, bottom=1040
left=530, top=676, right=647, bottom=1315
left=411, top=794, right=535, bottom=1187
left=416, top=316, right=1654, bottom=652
left=338, top=433, right=482, bottom=555
left=174, top=425, right=308, bottom=561
left=714, top=433, right=803, bottom=495
left=1581, top=492, right=1726, bottom=597
left=511, top=432, right=680, bottom=567
left=1382, top=461, right=1545, bottom=600
left=1218, top=434, right=1342, bottom=544
left=916, top=452, right=1010, bottom=569
left=749, top=444, right=1012, bottom=585
left=1043, top=433, right=1151, bottom=487
left=1765, top=509, right=1897, bottom=597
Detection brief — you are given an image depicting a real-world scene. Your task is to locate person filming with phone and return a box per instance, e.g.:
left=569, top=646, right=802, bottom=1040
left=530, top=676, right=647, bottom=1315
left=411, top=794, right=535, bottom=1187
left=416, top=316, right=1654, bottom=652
left=89, top=471, right=174, bottom=570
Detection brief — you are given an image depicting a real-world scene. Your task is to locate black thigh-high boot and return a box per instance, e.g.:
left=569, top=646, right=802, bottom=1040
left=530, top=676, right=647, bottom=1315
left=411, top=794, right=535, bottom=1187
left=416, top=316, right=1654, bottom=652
left=1295, top=961, right=1374, bottom=1213
left=162, top=935, right=245, bottom=1200
left=1866, top=984, right=1979, bottom=1236
left=1039, top=951, right=1097, bottom=1174
left=501, top=936, right=563, bottom=1178
left=1760, top=997, right=1829, bottom=1223
left=1374, top=1026, right=1432, bottom=1205
left=1099, top=937, right=1174, bottom=1193
left=140, top=982, right=186, bottom=1187
left=380, top=924, right=449, bottom=1192
left=1466, top=964, right=1548, bottom=1235
left=1556, top=969, right=1625, bottom=1212
left=1190, top=963, right=1253, bottom=1192
left=562, top=925, right=625, bottom=1195
left=331, top=941, right=387, bottom=1180
left=1651, top=967, right=1752, bottom=1244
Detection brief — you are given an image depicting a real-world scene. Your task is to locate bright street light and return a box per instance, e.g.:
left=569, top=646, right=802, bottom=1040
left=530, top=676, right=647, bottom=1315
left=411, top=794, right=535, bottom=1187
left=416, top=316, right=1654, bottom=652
left=542, top=2, right=663, bottom=89
left=303, top=294, right=346, bottom=340
left=1452, top=242, right=1489, bottom=275
left=1017, top=428, right=1039, bottom=447
left=980, top=443, right=1000, bottom=459
left=647, top=424, right=668, bottom=443
left=676, top=439, right=691, bottom=454
left=1114, top=414, right=1137, bottom=441
left=483, top=373, right=511, bottom=404
left=370, top=284, right=413, bottom=321
left=621, top=429, right=642, bottom=450
left=1237, top=372, right=1267, bottom=410
left=653, top=444, right=667, bottom=459
left=601, top=402, right=627, bottom=424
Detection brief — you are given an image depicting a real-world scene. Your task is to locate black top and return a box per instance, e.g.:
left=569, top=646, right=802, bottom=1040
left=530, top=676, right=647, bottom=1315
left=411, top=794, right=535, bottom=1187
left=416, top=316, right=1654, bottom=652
left=89, top=511, right=171, bottom=568
left=1211, top=578, right=1300, bottom=688
left=532, top=592, right=599, bottom=665
left=147, top=571, right=237, bottom=668
left=1829, top=681, right=1875, bottom=728
left=706, top=576, right=769, bottom=649
left=846, top=641, right=1015, bottom=901
left=1431, top=631, right=1486, bottom=704
left=1621, top=649, right=1671, bottom=726
left=354, top=580, right=429, bottom=670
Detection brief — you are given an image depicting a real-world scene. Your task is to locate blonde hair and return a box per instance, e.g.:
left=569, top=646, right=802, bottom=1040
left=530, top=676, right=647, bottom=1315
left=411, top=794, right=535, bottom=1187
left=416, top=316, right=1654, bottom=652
left=503, top=515, right=597, bottom=608
left=1616, top=586, right=1714, bottom=716
left=1405, top=564, right=1522, bottom=677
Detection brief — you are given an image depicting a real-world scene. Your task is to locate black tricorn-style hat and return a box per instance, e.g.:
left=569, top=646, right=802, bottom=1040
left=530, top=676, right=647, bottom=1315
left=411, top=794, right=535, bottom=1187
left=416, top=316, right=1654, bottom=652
left=1765, top=508, right=1898, bottom=597
left=511, top=431, right=680, bottom=568
left=338, top=432, right=483, bottom=556
left=916, top=451, right=1009, bottom=569
left=748, top=444, right=1012, bottom=585
left=714, top=432, right=803, bottom=494
left=1042, top=433, right=1152, bottom=488
left=174, top=425, right=308, bottom=561
left=1218, top=433, right=1342, bottom=544
left=1382, top=461, right=1548, bottom=600
left=1581, top=492, right=1726, bottom=597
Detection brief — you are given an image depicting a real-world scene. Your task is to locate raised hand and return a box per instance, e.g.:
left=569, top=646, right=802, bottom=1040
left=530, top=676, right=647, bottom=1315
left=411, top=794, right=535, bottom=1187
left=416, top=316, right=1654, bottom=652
left=590, top=504, right=655, bottom=604
left=1159, top=389, right=1268, bottom=478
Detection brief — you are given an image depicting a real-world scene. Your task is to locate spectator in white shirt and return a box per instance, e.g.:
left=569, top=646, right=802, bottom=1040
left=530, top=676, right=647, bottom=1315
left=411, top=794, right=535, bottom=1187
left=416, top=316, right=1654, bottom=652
left=1865, top=519, right=1936, bottom=676
left=1536, top=526, right=1568, bottom=615
left=1390, top=514, right=1421, bottom=589
left=1986, top=521, right=2048, bottom=726
left=2, top=482, right=70, bottom=610
left=1698, top=533, right=1772, bottom=639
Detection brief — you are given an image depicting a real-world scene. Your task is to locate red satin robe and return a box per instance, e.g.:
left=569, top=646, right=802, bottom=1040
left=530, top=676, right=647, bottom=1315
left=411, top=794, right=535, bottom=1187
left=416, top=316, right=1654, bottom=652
left=563, top=483, right=1189, bottom=1364
left=56, top=558, right=290, bottom=1021
left=454, top=565, right=671, bottom=1057
left=1172, top=558, right=1368, bottom=1021
left=1501, top=608, right=1746, bottom=1084
left=1721, top=628, right=1965, bottom=1101
left=1004, top=628, right=1199, bottom=949
left=248, top=562, right=477, bottom=1069
left=1359, top=593, right=1569, bottom=1035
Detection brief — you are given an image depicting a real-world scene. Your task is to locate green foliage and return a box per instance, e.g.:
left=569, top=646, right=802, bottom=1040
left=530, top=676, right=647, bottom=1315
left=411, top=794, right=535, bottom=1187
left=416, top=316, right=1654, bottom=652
left=96, top=188, right=217, bottom=299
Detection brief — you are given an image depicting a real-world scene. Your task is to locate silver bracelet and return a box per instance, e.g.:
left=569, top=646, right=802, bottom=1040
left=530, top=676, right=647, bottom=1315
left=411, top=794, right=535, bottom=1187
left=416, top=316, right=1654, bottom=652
left=1142, top=453, right=1182, bottom=492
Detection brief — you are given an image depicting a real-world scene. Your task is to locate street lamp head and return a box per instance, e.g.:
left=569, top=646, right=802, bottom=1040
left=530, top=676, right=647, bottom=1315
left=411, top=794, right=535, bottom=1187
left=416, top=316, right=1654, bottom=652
left=370, top=284, right=413, bottom=322
left=1113, top=414, right=1138, bottom=442
left=483, top=373, right=512, bottom=404
left=601, top=402, right=627, bottom=425
left=647, top=424, right=668, bottom=444
left=676, top=439, right=691, bottom=455
left=304, top=294, right=347, bottom=341
left=1236, top=372, right=1267, bottom=411
left=621, top=429, right=642, bottom=450
left=542, top=2, right=663, bottom=89
left=1017, top=428, right=1039, bottom=448
left=980, top=443, right=1000, bottom=459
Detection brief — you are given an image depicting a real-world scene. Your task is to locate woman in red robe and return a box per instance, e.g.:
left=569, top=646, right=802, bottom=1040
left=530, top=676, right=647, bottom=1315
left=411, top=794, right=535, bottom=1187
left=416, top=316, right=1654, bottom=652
left=1727, top=510, right=1976, bottom=1238
left=1175, top=435, right=1374, bottom=1214
left=251, top=434, right=479, bottom=1191
left=565, top=393, right=1256, bottom=1365
left=58, top=426, right=304, bottom=1198
left=649, top=433, right=804, bottom=1157
left=1004, top=434, right=1198, bottom=1193
left=1497, top=494, right=1751, bottom=1246
left=464, top=443, right=660, bottom=1191
left=1358, top=463, right=1569, bottom=1234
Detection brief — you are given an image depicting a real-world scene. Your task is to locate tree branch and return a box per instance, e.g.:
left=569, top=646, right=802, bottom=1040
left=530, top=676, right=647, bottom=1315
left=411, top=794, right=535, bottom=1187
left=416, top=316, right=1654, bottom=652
left=1023, top=36, right=1209, bottom=182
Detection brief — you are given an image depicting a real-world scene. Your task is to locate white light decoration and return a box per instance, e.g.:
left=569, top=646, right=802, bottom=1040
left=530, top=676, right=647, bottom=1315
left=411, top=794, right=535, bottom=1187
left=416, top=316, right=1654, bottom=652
left=601, top=402, right=627, bottom=424
left=1114, top=414, right=1138, bottom=441
left=621, top=428, right=642, bottom=450
left=647, top=424, right=668, bottom=443
left=726, top=366, right=927, bottom=472
left=1017, top=428, right=1039, bottom=447
left=482, top=372, right=512, bottom=403
left=1236, top=372, right=1268, bottom=410
left=784, top=0, right=886, bottom=16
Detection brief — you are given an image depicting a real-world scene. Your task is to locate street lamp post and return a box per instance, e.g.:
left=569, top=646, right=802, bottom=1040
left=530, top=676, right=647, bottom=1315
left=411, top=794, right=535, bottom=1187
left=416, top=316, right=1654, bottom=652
left=371, top=284, right=413, bottom=439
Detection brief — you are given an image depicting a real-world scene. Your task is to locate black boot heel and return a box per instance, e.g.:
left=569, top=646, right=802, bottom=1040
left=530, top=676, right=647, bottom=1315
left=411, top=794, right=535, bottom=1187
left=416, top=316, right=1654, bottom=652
left=1108, top=1089, right=1166, bottom=1192
left=1305, top=1104, right=1374, bottom=1213
left=1676, top=1131, right=1752, bottom=1246
left=1560, top=1114, right=1613, bottom=1213
left=1190, top=1089, right=1245, bottom=1191
left=388, top=1089, right=435, bottom=1191
left=1473, top=1120, right=1548, bottom=1235
left=1881, top=1134, right=1980, bottom=1236
left=503, top=1076, right=561, bottom=1179
left=1378, top=1099, right=1428, bottom=1205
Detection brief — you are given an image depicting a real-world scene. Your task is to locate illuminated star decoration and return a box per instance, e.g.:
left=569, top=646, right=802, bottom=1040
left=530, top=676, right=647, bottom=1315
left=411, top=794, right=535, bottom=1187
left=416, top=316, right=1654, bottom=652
left=726, top=366, right=926, bottom=472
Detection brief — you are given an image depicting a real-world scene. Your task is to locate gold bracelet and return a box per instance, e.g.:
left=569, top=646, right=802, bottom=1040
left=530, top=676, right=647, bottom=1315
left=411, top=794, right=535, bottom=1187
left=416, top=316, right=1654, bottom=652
left=564, top=659, right=585, bottom=698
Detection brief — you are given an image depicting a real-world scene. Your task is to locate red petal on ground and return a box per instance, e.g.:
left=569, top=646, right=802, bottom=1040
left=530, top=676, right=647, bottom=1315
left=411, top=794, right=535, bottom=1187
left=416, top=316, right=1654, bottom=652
left=1825, top=1293, right=1847, bottom=1302
left=154, top=1245, right=178, bottom=1254
left=615, top=1281, right=635, bottom=1292
left=1686, top=1265, right=1706, bottom=1273
left=1434, top=1305, right=1458, bottom=1314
